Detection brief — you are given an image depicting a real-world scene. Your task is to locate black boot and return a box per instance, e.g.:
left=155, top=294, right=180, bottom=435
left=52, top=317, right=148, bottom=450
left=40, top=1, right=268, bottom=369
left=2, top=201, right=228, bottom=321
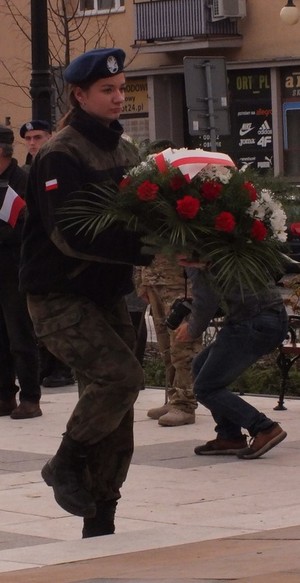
left=41, top=434, right=96, bottom=518
left=82, top=499, right=118, bottom=538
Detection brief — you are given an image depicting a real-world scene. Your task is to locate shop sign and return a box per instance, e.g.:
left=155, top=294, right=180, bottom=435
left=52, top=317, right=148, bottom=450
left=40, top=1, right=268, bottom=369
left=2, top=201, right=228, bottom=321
left=122, top=78, right=148, bottom=117
left=229, top=71, right=270, bottom=99
left=281, top=68, right=300, bottom=98
left=226, top=69, right=273, bottom=169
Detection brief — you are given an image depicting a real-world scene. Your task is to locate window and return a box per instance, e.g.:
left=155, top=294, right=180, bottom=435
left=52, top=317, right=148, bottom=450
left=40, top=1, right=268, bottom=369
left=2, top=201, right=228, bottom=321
left=283, top=103, right=300, bottom=176
left=78, top=0, right=124, bottom=13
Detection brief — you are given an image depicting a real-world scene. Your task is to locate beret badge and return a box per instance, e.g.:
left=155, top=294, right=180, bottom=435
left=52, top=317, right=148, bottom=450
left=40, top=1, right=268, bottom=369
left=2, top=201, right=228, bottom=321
left=106, top=56, right=119, bottom=75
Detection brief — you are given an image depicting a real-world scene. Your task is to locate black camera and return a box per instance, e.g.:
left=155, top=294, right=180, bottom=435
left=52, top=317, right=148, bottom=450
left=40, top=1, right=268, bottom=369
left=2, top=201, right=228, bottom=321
left=166, top=297, right=193, bottom=330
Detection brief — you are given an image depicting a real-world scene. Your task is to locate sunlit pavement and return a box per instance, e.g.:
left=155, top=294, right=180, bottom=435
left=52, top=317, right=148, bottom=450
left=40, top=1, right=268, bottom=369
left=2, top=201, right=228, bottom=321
left=0, top=383, right=299, bottom=582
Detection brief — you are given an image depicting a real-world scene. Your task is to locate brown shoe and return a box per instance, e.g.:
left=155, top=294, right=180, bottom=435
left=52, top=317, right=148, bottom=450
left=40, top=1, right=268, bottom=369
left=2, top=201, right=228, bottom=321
left=158, top=408, right=195, bottom=426
left=10, top=401, right=42, bottom=419
left=238, top=422, right=287, bottom=460
left=147, top=403, right=170, bottom=420
left=194, top=435, right=248, bottom=455
left=0, top=397, right=17, bottom=417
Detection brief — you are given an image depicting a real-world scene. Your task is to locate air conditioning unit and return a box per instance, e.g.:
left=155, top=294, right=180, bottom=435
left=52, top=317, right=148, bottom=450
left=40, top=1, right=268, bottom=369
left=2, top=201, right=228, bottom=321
left=211, top=0, right=247, bottom=21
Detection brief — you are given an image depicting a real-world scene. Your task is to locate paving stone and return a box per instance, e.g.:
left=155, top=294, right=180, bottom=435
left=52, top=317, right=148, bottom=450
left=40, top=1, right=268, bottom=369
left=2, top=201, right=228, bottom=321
left=0, top=449, right=48, bottom=473
left=132, top=440, right=236, bottom=468
left=0, top=389, right=298, bottom=580
left=0, top=530, right=57, bottom=550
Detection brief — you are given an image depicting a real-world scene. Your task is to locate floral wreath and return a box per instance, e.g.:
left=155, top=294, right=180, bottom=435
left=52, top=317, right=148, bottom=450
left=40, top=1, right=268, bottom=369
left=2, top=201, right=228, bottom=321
left=59, top=148, right=287, bottom=296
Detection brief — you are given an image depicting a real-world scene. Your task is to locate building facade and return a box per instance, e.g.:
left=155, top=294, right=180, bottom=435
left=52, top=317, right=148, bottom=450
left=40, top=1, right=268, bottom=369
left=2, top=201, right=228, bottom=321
left=1, top=0, right=300, bottom=178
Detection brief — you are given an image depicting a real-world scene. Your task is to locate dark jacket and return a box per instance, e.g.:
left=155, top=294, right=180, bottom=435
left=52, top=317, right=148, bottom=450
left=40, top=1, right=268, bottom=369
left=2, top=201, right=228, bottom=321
left=19, top=108, right=152, bottom=308
left=186, top=267, right=285, bottom=339
left=0, top=158, right=28, bottom=281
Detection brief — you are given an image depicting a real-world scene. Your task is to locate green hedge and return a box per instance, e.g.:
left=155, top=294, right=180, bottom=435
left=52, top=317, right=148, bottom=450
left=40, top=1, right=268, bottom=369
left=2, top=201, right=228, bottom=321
left=143, top=346, right=300, bottom=397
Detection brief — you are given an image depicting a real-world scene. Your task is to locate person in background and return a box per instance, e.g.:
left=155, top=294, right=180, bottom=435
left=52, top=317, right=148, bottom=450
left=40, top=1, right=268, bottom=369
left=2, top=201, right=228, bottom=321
left=0, top=124, right=41, bottom=419
left=140, top=257, right=201, bottom=426
left=20, top=119, right=75, bottom=388
left=20, top=120, right=52, bottom=171
left=175, top=257, right=288, bottom=459
left=138, top=139, right=202, bottom=427
left=19, top=48, right=153, bottom=537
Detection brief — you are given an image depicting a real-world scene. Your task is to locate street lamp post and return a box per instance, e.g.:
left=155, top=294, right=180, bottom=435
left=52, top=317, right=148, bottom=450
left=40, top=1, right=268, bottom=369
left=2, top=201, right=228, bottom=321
left=30, top=0, right=52, bottom=124
left=280, top=0, right=299, bottom=24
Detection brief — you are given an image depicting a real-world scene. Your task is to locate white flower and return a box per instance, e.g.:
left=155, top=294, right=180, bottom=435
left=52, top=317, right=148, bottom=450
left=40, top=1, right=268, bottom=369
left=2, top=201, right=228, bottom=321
left=247, top=188, right=287, bottom=242
left=199, top=164, right=232, bottom=184
left=128, top=159, right=152, bottom=177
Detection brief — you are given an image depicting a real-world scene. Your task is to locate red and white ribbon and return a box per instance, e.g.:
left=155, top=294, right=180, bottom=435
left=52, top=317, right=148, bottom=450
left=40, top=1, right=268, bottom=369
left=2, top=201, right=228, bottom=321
left=154, top=148, right=235, bottom=180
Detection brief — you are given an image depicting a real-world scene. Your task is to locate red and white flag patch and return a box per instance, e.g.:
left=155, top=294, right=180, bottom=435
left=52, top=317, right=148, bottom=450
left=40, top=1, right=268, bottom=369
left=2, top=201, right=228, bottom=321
left=45, top=179, right=58, bottom=191
left=0, top=185, right=26, bottom=228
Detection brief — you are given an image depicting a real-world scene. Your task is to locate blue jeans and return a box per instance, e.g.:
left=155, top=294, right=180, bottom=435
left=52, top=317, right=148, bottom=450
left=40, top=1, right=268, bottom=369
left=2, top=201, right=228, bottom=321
left=193, top=308, right=288, bottom=439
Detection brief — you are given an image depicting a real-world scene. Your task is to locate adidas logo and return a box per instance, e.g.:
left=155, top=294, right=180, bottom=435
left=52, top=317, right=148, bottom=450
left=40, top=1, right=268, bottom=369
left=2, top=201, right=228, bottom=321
left=258, top=120, right=272, bottom=135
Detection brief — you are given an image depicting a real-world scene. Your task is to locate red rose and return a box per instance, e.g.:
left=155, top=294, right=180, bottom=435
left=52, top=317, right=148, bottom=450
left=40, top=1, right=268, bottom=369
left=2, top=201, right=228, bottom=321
left=243, top=181, right=258, bottom=202
left=137, top=180, right=159, bottom=201
left=176, top=195, right=200, bottom=219
left=170, top=175, right=188, bottom=191
left=215, top=211, right=236, bottom=232
left=119, top=176, right=131, bottom=189
left=251, top=219, right=267, bottom=241
left=201, top=180, right=223, bottom=200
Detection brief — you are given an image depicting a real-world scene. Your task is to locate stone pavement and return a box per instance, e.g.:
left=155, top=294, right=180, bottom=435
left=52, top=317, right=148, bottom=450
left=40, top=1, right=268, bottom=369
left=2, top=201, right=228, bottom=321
left=0, top=383, right=300, bottom=582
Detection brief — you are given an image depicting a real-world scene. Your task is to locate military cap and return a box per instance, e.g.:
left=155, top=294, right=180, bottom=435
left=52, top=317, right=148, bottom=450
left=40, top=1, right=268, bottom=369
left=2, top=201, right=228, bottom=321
left=20, top=120, right=51, bottom=139
left=0, top=124, right=14, bottom=145
left=63, top=48, right=126, bottom=85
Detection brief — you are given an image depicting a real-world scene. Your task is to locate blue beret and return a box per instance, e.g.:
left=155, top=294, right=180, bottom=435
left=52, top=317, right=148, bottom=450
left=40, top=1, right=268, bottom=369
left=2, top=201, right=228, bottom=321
left=20, top=120, right=51, bottom=138
left=63, top=48, right=126, bottom=86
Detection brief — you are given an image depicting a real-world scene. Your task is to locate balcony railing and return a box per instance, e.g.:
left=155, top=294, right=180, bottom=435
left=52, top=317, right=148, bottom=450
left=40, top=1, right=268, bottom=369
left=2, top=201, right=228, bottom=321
left=134, top=0, right=239, bottom=43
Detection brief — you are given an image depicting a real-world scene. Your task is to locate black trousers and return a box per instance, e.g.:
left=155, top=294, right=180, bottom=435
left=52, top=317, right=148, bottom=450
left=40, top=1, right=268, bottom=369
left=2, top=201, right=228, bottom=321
left=0, top=276, right=40, bottom=403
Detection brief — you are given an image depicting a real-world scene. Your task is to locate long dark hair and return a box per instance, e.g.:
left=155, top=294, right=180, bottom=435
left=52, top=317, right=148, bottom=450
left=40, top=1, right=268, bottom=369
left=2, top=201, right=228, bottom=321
left=57, top=81, right=92, bottom=130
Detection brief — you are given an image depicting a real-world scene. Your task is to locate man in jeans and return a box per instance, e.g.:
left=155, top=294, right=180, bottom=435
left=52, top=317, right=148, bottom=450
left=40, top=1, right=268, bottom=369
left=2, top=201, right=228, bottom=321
left=175, top=262, right=288, bottom=459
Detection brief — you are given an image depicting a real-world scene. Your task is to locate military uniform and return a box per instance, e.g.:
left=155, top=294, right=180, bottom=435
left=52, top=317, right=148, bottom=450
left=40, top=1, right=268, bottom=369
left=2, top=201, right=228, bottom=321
left=0, top=126, right=41, bottom=419
left=20, top=120, right=74, bottom=389
left=140, top=255, right=202, bottom=424
left=19, top=47, right=153, bottom=534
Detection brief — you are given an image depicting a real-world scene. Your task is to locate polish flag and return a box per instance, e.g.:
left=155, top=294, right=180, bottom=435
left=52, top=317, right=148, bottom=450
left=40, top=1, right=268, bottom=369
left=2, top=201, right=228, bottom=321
left=154, top=148, right=235, bottom=180
left=45, top=179, right=58, bottom=191
left=0, top=185, right=25, bottom=228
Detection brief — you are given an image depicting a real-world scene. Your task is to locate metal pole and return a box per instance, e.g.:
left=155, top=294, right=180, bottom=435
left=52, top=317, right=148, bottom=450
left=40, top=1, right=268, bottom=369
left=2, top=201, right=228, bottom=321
left=30, top=0, right=52, bottom=124
left=204, top=61, right=217, bottom=151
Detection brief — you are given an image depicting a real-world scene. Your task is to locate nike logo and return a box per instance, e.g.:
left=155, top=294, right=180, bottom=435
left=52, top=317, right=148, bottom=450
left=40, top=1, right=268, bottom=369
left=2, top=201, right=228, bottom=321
left=239, top=124, right=254, bottom=136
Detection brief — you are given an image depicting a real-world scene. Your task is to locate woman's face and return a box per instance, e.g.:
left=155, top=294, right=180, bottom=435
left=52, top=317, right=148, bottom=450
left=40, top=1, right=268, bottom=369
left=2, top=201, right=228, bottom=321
left=74, top=73, right=126, bottom=124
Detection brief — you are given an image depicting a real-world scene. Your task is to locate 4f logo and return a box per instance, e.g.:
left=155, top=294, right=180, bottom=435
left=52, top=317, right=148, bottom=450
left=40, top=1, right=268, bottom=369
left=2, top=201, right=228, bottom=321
left=257, top=135, right=272, bottom=148
left=257, top=120, right=272, bottom=147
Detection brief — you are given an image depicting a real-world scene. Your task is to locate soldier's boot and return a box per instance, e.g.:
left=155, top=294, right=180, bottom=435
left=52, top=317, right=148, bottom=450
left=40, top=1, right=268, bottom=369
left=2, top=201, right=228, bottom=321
left=82, top=499, right=118, bottom=538
left=41, top=434, right=96, bottom=518
left=147, top=403, right=170, bottom=420
left=158, top=408, right=196, bottom=426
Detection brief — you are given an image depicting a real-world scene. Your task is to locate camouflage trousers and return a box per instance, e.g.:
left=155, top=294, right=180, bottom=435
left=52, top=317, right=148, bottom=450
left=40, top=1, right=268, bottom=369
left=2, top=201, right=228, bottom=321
left=146, top=285, right=202, bottom=413
left=27, top=292, right=144, bottom=502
